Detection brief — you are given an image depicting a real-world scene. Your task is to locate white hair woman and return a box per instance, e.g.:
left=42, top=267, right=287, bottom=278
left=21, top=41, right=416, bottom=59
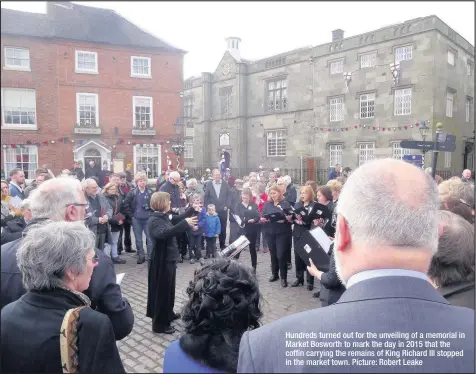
left=1, top=221, right=125, bottom=373
left=185, top=178, right=202, bottom=199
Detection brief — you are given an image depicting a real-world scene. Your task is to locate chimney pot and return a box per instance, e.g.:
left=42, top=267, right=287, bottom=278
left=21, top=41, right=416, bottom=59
left=332, top=29, right=344, bottom=42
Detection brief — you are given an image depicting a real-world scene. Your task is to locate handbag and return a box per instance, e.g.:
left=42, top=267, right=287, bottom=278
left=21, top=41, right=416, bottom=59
left=60, top=306, right=88, bottom=373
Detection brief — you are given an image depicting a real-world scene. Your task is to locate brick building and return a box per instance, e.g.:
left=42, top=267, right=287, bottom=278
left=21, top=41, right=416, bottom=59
left=183, top=15, right=474, bottom=176
left=1, top=2, right=185, bottom=179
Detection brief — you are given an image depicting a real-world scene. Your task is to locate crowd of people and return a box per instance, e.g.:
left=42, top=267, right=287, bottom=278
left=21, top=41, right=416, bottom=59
left=0, top=159, right=474, bottom=373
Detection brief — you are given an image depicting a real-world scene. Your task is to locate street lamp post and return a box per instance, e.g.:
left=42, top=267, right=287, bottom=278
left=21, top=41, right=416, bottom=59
left=431, top=122, right=444, bottom=179
left=172, top=117, right=185, bottom=169
left=419, top=122, right=430, bottom=166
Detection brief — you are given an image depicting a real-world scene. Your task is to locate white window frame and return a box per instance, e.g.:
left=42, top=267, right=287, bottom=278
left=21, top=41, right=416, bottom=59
left=358, top=143, right=375, bottom=166
left=219, top=133, right=230, bottom=147
left=130, top=56, right=151, bottom=78
left=132, top=96, right=153, bottom=129
left=394, top=88, right=412, bottom=116
left=359, top=93, right=375, bottom=119
left=266, top=130, right=286, bottom=157
left=447, top=50, right=455, bottom=66
left=360, top=52, right=376, bottom=68
left=133, top=144, right=161, bottom=179
left=446, top=92, right=454, bottom=118
left=185, top=126, right=195, bottom=138
left=76, top=93, right=99, bottom=127
left=394, top=45, right=412, bottom=64
left=330, top=59, right=344, bottom=75
left=329, top=144, right=343, bottom=168
left=3, top=145, right=38, bottom=180
left=3, top=47, right=31, bottom=71
left=466, top=97, right=473, bottom=123
left=392, top=142, right=410, bottom=160
left=329, top=96, right=344, bottom=122
left=266, top=79, right=288, bottom=112
left=75, top=50, right=98, bottom=74
left=184, top=141, right=194, bottom=159
left=1, top=88, right=37, bottom=130
left=467, top=61, right=473, bottom=76
left=444, top=152, right=451, bottom=168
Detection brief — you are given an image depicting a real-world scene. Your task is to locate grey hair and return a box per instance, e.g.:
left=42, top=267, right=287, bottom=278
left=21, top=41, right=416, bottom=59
left=29, top=178, right=82, bottom=221
left=82, top=178, right=96, bottom=189
left=17, top=220, right=95, bottom=291
left=186, top=178, right=198, bottom=188
left=19, top=198, right=31, bottom=210
left=336, top=158, right=440, bottom=253
left=277, top=176, right=291, bottom=187
left=169, top=171, right=180, bottom=181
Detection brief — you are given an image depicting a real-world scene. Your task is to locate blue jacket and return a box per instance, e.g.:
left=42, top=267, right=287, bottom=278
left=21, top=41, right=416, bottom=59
left=204, top=214, right=221, bottom=238
left=188, top=207, right=207, bottom=236
left=164, top=340, right=222, bottom=373
left=9, top=183, right=24, bottom=200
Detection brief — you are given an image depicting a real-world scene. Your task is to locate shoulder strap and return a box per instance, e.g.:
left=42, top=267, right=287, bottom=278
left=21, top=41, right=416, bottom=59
left=60, top=306, right=88, bottom=373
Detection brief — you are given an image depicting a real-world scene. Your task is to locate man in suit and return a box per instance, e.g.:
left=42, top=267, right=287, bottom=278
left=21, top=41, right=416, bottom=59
left=204, top=169, right=230, bottom=249
left=8, top=168, right=25, bottom=200
left=238, top=158, right=474, bottom=373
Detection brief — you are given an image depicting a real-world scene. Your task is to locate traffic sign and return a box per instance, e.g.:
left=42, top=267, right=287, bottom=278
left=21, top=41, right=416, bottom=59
left=445, top=134, right=456, bottom=145
left=436, top=142, right=456, bottom=152
left=403, top=154, right=423, bottom=168
left=400, top=140, right=434, bottom=151
left=437, top=132, right=448, bottom=143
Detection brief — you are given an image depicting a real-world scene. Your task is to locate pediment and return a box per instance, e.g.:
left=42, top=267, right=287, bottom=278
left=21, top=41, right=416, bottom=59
left=213, top=52, right=237, bottom=81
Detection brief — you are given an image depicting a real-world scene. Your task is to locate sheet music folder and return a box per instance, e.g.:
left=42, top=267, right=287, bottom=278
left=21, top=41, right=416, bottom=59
left=294, top=227, right=333, bottom=271
left=263, top=212, right=285, bottom=222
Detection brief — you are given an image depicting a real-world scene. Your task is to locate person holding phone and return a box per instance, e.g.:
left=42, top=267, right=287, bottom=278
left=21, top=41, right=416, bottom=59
left=260, top=185, right=293, bottom=287
left=233, top=188, right=261, bottom=274
left=291, top=186, right=316, bottom=291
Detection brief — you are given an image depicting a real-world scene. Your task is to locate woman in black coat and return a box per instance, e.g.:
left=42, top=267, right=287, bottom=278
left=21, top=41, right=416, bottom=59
left=233, top=188, right=261, bottom=273
left=147, top=192, right=197, bottom=334
left=260, top=185, right=293, bottom=287
left=307, top=243, right=346, bottom=306
left=103, top=183, right=126, bottom=264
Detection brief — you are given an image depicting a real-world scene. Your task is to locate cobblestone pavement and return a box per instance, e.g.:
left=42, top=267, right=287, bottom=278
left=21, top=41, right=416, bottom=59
left=114, top=238, right=321, bottom=373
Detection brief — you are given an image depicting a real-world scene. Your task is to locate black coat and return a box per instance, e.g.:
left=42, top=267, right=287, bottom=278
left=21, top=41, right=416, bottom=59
left=319, top=245, right=345, bottom=306
left=439, top=282, right=475, bottom=310
left=71, top=167, right=85, bottom=181
left=233, top=201, right=261, bottom=234
left=203, top=180, right=231, bottom=213
left=85, top=166, right=101, bottom=180
left=284, top=184, right=297, bottom=207
left=261, top=200, right=292, bottom=235
left=159, top=181, right=181, bottom=210
left=0, top=219, right=134, bottom=340
left=146, top=208, right=195, bottom=320
left=1, top=289, right=125, bottom=373
left=0, top=216, right=26, bottom=245
left=122, top=187, right=153, bottom=218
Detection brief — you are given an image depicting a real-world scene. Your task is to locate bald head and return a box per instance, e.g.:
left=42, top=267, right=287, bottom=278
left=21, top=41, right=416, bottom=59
left=337, top=158, right=440, bottom=251
left=462, top=169, right=472, bottom=179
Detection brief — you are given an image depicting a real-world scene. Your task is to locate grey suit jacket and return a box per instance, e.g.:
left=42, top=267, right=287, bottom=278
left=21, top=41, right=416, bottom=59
left=238, top=276, right=474, bottom=373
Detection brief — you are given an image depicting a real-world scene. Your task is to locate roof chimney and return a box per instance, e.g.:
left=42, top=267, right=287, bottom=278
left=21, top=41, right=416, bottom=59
left=332, top=29, right=344, bottom=42
left=225, top=37, right=241, bottom=61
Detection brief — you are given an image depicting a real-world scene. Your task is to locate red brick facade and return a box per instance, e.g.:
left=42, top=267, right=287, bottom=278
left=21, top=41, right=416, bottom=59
left=1, top=35, right=183, bottom=178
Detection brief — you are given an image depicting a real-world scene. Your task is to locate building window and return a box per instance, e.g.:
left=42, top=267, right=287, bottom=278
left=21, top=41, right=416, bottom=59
left=133, top=96, right=153, bottom=129
left=185, top=126, right=195, bottom=137
left=329, top=144, right=343, bottom=167
left=360, top=53, right=376, bottom=68
left=131, top=56, right=151, bottom=78
left=394, top=45, right=412, bottom=63
left=220, top=87, right=233, bottom=116
left=446, top=92, right=454, bottom=117
left=392, top=142, right=410, bottom=160
left=467, top=61, right=473, bottom=76
left=4, top=145, right=38, bottom=179
left=1, top=88, right=37, bottom=128
left=329, top=96, right=344, bottom=122
left=184, top=141, right=194, bottom=159
left=134, top=145, right=160, bottom=179
left=267, top=130, right=286, bottom=157
left=360, top=93, right=375, bottom=119
left=4, top=47, right=30, bottom=70
left=75, top=50, right=98, bottom=74
left=358, top=143, right=375, bottom=166
left=444, top=152, right=451, bottom=168
left=219, top=133, right=230, bottom=147
left=466, top=97, right=473, bottom=123
left=394, top=88, right=412, bottom=116
left=76, top=93, right=99, bottom=127
left=447, top=50, right=455, bottom=66
left=330, top=59, right=344, bottom=75
left=184, top=96, right=194, bottom=118
left=267, top=79, right=288, bottom=111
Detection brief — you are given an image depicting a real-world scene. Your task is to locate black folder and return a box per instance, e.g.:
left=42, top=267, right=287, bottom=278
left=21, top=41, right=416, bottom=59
left=294, top=228, right=333, bottom=271
left=264, top=212, right=286, bottom=222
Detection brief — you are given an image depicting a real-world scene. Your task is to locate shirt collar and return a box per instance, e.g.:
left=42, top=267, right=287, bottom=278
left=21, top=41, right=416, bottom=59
left=346, top=269, right=429, bottom=289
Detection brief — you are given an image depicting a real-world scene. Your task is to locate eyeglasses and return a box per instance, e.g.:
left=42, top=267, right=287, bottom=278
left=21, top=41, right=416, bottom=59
left=65, top=203, right=89, bottom=208
left=90, top=253, right=99, bottom=264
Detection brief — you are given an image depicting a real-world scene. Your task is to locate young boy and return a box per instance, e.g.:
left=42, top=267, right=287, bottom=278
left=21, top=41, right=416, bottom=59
left=204, top=204, right=221, bottom=258
left=187, top=194, right=206, bottom=265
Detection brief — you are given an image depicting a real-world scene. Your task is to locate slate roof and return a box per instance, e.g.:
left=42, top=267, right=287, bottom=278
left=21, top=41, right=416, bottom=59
left=1, top=2, right=185, bottom=53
